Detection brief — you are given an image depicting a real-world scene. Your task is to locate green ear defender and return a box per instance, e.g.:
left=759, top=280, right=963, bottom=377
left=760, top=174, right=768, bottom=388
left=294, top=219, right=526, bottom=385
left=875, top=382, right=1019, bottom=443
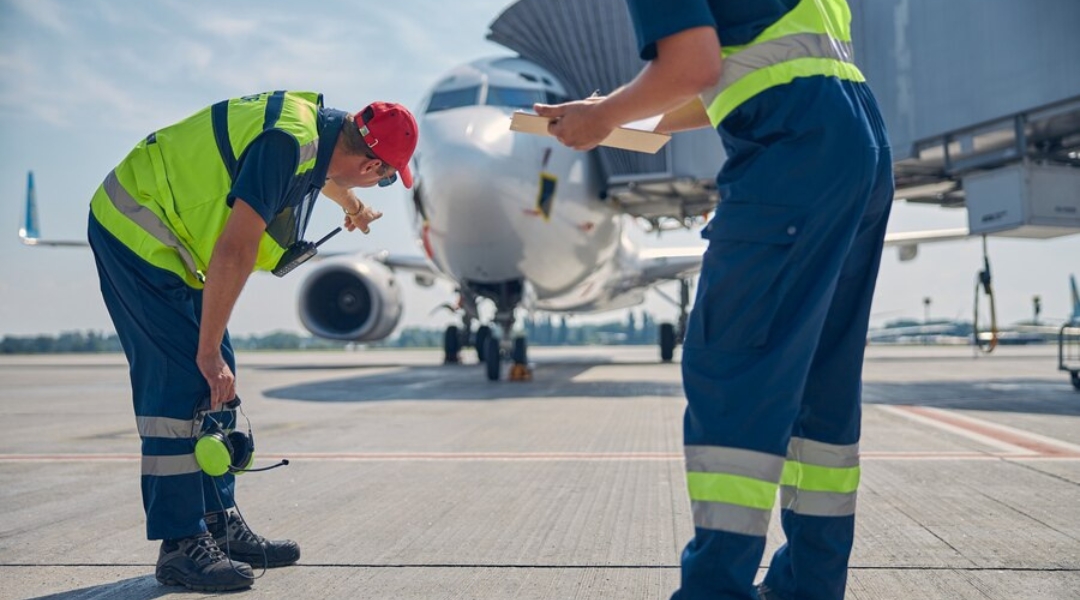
left=195, top=420, right=255, bottom=477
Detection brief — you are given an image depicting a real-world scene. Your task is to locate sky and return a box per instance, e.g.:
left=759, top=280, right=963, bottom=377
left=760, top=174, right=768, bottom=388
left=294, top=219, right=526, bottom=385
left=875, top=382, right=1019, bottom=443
left=0, top=0, right=1077, bottom=339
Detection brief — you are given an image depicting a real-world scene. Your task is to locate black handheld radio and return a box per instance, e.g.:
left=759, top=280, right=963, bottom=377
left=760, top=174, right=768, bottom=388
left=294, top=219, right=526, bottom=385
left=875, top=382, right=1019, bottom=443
left=271, top=227, right=342, bottom=277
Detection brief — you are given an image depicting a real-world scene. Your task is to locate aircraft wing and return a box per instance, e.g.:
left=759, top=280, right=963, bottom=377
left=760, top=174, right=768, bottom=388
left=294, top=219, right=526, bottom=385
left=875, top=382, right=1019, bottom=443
left=625, top=224, right=974, bottom=290
left=369, top=250, right=443, bottom=287
left=882, top=227, right=971, bottom=261
left=636, top=246, right=705, bottom=283
left=628, top=226, right=974, bottom=288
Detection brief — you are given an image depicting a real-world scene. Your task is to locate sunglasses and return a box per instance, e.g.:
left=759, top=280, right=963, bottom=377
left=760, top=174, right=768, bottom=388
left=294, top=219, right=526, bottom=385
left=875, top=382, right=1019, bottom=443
left=367, top=152, right=398, bottom=187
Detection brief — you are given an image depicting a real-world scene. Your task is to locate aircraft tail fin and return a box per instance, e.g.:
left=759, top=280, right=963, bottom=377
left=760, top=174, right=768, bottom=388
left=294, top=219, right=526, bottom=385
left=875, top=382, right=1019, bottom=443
left=18, top=171, right=41, bottom=244
left=17, top=171, right=88, bottom=247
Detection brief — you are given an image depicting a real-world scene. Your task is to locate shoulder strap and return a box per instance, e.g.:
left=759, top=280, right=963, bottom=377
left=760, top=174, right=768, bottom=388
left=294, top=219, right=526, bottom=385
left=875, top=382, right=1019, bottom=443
left=211, top=99, right=238, bottom=181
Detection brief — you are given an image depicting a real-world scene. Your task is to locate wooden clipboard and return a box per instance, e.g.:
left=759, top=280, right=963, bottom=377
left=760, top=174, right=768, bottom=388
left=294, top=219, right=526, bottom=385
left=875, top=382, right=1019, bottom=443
left=510, top=111, right=671, bottom=154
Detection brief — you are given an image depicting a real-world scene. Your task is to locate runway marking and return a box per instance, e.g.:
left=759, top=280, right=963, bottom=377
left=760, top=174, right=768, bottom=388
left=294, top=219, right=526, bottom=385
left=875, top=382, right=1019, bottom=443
left=2, top=450, right=1079, bottom=463
left=878, top=405, right=1080, bottom=458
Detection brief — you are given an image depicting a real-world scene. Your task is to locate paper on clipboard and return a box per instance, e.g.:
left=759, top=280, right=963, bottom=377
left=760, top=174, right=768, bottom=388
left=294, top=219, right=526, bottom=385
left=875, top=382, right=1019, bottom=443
left=510, top=111, right=671, bottom=154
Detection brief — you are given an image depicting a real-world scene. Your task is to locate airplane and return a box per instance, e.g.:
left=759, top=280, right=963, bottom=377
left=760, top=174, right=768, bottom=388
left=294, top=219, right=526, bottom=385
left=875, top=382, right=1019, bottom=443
left=17, top=63, right=985, bottom=385
left=23, top=1, right=1069, bottom=382
left=17, top=172, right=86, bottom=247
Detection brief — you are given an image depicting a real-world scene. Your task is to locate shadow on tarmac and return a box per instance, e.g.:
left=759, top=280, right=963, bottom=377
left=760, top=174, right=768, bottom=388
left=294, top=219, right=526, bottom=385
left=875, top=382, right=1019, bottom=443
left=263, top=362, right=683, bottom=403
left=27, top=575, right=183, bottom=600
left=864, top=379, right=1080, bottom=416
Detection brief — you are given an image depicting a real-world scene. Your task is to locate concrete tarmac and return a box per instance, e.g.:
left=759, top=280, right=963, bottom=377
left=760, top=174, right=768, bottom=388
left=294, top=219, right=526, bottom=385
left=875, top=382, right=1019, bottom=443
left=1, top=345, right=1078, bottom=599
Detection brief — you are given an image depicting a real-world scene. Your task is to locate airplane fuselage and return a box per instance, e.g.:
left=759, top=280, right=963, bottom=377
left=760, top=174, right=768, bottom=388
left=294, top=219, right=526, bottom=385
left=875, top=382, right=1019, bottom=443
left=412, top=57, right=635, bottom=313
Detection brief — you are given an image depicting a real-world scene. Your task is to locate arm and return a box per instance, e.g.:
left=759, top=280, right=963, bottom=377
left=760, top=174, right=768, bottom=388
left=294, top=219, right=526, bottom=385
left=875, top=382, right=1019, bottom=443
left=322, top=178, right=383, bottom=234
left=196, top=199, right=264, bottom=409
left=535, top=25, right=721, bottom=150
left=656, top=96, right=711, bottom=134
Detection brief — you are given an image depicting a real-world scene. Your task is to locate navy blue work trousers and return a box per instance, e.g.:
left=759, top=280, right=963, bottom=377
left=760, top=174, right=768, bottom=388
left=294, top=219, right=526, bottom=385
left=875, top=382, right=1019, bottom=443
left=675, top=78, right=894, bottom=600
left=89, top=214, right=237, bottom=541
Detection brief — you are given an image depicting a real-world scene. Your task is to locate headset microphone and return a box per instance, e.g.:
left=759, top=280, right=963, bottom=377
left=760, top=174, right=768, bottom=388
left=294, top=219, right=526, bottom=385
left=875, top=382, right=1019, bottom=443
left=231, top=459, right=290, bottom=473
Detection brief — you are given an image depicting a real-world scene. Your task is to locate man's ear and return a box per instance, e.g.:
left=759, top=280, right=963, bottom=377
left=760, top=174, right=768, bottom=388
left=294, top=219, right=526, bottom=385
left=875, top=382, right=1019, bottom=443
left=360, top=157, right=383, bottom=174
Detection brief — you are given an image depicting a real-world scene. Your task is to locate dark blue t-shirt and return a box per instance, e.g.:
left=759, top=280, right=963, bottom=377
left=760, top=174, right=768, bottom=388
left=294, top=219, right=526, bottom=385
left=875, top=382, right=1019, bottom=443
left=229, top=130, right=298, bottom=225
left=626, top=0, right=799, bottom=60
left=226, top=108, right=344, bottom=249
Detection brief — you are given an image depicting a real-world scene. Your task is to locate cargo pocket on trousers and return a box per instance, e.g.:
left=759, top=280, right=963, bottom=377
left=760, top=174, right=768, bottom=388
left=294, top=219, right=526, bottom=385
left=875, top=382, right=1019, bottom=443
left=687, top=202, right=801, bottom=352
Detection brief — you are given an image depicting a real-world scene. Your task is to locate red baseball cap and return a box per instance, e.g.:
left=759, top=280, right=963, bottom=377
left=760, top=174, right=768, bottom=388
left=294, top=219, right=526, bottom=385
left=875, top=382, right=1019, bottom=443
left=355, top=101, right=418, bottom=189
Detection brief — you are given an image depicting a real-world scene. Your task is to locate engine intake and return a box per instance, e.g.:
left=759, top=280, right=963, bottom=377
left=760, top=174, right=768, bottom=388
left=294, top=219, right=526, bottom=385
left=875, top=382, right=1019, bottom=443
left=298, top=258, right=402, bottom=342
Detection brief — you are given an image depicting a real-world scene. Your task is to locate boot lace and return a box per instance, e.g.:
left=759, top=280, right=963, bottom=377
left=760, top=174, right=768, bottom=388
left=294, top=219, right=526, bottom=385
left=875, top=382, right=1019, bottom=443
left=183, top=532, right=227, bottom=566
left=228, top=513, right=266, bottom=545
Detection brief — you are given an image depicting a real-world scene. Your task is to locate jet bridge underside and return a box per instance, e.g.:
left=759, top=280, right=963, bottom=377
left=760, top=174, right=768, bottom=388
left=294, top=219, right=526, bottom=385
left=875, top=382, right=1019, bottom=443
left=893, top=95, right=1080, bottom=239
left=601, top=127, right=725, bottom=230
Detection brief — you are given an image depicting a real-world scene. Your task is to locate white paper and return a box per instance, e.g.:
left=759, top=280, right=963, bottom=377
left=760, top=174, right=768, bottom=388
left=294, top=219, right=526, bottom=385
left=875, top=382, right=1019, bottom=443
left=622, top=115, right=662, bottom=132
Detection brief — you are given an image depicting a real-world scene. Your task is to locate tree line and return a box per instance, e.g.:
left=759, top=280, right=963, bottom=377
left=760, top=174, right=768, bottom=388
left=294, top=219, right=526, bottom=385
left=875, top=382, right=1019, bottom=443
left=1, top=312, right=667, bottom=354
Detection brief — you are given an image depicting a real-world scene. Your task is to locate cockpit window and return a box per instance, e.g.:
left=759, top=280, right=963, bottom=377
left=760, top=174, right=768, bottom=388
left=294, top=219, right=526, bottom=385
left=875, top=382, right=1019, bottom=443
left=486, top=86, right=568, bottom=109
left=426, top=86, right=480, bottom=113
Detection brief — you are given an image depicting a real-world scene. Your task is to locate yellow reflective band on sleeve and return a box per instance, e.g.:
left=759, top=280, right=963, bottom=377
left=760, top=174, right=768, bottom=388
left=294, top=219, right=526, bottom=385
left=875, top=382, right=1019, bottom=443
left=781, top=460, right=861, bottom=494
left=687, top=471, right=779, bottom=511
left=706, top=58, right=865, bottom=127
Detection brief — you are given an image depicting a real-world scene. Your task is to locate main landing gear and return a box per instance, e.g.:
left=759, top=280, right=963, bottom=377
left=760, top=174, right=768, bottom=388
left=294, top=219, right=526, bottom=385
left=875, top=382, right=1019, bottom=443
left=657, top=278, right=692, bottom=363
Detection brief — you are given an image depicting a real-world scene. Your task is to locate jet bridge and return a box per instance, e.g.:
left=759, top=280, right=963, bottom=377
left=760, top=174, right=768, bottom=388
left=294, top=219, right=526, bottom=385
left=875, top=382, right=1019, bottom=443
left=488, top=0, right=724, bottom=230
left=893, top=95, right=1080, bottom=239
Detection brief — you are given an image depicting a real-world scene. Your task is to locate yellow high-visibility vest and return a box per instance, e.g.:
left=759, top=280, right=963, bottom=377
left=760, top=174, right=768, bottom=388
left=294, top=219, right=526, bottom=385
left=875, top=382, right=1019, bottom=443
left=700, top=0, right=866, bottom=128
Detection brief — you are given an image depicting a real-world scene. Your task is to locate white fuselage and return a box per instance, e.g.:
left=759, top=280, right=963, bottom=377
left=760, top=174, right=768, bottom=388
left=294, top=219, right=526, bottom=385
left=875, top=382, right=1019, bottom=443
left=411, top=57, right=642, bottom=313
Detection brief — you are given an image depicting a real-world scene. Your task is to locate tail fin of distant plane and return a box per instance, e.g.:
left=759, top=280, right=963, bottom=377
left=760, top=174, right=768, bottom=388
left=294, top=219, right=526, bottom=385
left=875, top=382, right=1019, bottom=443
left=1071, top=274, right=1079, bottom=321
left=18, top=171, right=41, bottom=243
left=17, top=171, right=87, bottom=247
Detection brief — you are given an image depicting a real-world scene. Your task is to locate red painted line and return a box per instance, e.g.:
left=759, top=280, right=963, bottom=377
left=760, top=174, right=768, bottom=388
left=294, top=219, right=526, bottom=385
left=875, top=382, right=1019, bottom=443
left=897, top=406, right=1080, bottom=458
left=3, top=451, right=1079, bottom=463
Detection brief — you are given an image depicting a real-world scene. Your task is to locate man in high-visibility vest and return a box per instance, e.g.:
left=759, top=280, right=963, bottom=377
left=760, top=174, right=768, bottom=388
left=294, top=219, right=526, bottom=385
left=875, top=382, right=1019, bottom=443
left=88, top=92, right=417, bottom=592
left=536, top=1, right=892, bottom=598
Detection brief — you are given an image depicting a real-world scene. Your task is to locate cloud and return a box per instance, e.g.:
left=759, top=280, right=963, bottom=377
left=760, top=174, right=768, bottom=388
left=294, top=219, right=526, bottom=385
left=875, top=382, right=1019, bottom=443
left=7, top=0, right=71, bottom=34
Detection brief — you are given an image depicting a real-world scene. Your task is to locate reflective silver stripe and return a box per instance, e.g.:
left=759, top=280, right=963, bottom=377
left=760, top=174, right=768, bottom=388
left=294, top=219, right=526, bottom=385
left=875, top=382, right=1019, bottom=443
left=787, top=437, right=859, bottom=468
left=685, top=445, right=785, bottom=481
left=780, top=485, right=857, bottom=517
left=136, top=416, right=197, bottom=439
left=693, top=500, right=772, bottom=536
left=142, top=453, right=200, bottom=477
left=298, top=140, right=318, bottom=165
left=703, top=33, right=855, bottom=103
left=103, top=170, right=201, bottom=277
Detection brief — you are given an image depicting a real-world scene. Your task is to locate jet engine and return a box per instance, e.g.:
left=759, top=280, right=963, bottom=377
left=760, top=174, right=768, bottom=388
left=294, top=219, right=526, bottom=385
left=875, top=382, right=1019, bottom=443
left=297, top=257, right=403, bottom=342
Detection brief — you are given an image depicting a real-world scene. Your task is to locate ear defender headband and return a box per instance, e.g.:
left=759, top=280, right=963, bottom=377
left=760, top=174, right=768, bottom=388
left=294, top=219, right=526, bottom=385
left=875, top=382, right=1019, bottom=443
left=195, top=415, right=255, bottom=477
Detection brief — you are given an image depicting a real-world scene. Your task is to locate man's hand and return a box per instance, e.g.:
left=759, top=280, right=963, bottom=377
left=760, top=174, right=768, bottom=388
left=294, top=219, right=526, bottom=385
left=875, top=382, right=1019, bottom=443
left=344, top=202, right=383, bottom=234
left=197, top=350, right=236, bottom=410
left=534, top=101, right=617, bottom=152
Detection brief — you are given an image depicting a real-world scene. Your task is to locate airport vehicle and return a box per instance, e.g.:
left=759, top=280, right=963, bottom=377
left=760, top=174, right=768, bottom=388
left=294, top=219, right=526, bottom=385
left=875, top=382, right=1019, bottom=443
left=1060, top=276, right=1080, bottom=391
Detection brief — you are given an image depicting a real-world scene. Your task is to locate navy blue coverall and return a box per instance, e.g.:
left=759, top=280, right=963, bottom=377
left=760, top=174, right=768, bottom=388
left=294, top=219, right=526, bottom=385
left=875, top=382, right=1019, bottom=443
left=626, top=1, right=895, bottom=598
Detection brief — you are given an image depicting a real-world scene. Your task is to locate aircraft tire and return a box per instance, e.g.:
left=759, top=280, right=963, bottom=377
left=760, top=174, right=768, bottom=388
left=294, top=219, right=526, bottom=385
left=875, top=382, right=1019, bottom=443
left=512, top=337, right=528, bottom=365
left=476, top=326, right=492, bottom=362
left=485, top=336, right=501, bottom=381
left=444, top=325, right=461, bottom=364
left=1071, top=370, right=1080, bottom=392
left=659, top=323, right=676, bottom=363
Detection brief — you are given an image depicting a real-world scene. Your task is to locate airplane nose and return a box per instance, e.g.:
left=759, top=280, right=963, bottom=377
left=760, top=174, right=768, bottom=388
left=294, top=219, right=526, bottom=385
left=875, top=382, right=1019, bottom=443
left=416, top=107, right=542, bottom=282
left=419, top=107, right=518, bottom=162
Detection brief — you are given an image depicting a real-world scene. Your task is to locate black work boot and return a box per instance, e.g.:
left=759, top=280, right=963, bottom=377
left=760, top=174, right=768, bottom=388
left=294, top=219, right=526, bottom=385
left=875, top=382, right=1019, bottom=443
left=155, top=531, right=254, bottom=591
left=207, top=510, right=300, bottom=568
